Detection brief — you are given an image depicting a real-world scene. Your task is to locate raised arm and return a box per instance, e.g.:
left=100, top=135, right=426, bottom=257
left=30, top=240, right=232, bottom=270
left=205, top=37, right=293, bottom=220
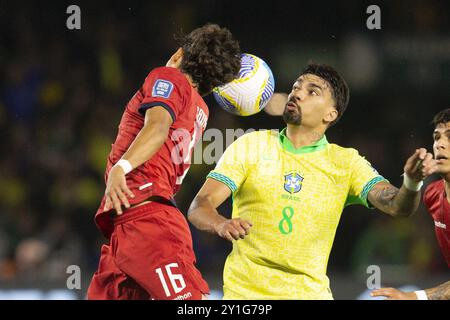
left=263, top=93, right=288, bottom=116
left=368, top=148, right=436, bottom=217
left=188, top=178, right=252, bottom=242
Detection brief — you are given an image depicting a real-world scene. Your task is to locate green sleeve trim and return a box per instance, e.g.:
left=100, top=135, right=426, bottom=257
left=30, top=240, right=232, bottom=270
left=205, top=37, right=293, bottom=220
left=207, top=172, right=238, bottom=193
left=345, top=176, right=388, bottom=208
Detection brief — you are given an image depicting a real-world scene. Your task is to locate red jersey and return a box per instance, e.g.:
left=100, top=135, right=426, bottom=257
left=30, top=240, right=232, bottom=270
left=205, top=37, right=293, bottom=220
left=95, top=67, right=209, bottom=238
left=423, top=179, right=450, bottom=267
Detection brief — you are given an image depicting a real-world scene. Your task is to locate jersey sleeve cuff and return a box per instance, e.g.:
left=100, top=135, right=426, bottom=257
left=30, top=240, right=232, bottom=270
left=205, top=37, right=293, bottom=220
left=361, top=175, right=389, bottom=208
left=207, top=172, right=238, bottom=193
left=139, top=102, right=176, bottom=122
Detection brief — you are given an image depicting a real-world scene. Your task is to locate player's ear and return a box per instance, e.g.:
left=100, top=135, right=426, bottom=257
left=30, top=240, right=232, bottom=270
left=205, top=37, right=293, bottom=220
left=324, top=108, right=338, bottom=124
left=166, top=48, right=184, bottom=68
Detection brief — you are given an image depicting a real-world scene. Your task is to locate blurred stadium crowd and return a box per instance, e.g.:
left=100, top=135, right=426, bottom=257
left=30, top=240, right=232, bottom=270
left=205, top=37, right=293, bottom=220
left=0, top=1, right=449, bottom=298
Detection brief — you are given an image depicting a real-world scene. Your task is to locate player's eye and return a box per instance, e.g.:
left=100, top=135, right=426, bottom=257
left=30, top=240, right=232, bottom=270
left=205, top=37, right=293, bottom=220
left=309, top=90, right=318, bottom=96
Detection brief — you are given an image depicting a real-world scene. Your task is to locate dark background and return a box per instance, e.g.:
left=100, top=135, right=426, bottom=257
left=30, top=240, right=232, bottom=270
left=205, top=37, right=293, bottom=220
left=0, top=0, right=449, bottom=299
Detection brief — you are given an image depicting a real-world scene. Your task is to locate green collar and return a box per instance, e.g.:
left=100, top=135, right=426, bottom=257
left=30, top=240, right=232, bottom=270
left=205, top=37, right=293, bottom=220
left=278, top=127, right=328, bottom=154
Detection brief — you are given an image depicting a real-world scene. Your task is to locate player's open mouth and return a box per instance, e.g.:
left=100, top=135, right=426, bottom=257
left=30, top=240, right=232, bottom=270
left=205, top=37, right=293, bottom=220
left=286, top=102, right=298, bottom=112
left=436, top=155, right=448, bottom=163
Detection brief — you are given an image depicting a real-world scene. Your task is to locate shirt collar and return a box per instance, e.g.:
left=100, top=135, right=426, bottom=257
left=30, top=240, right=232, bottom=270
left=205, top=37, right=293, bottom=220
left=278, top=127, right=328, bottom=154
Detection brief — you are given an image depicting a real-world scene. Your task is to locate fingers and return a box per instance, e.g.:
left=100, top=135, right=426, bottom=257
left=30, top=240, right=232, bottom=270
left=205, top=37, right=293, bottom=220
left=218, top=219, right=253, bottom=241
left=417, top=148, right=427, bottom=161
left=404, top=149, right=421, bottom=173
left=103, top=186, right=135, bottom=215
left=110, top=191, right=123, bottom=215
left=405, top=148, right=435, bottom=180
left=124, top=185, right=135, bottom=199
left=103, top=168, right=136, bottom=214
left=422, top=155, right=437, bottom=176
left=116, top=188, right=131, bottom=210
left=370, top=287, right=412, bottom=300
left=104, top=196, right=112, bottom=212
left=371, top=288, right=395, bottom=298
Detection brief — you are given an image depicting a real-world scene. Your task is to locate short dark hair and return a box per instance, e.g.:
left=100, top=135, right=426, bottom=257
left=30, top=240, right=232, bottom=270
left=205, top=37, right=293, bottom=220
left=300, top=63, right=350, bottom=127
left=432, top=108, right=450, bottom=127
left=177, top=23, right=241, bottom=96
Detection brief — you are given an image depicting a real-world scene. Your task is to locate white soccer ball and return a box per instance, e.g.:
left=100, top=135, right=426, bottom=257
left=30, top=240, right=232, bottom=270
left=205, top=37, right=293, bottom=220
left=212, top=53, right=275, bottom=116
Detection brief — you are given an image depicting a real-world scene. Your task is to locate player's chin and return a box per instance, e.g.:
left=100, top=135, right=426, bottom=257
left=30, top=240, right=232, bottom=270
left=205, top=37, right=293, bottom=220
left=435, top=164, right=450, bottom=175
left=282, top=110, right=301, bottom=125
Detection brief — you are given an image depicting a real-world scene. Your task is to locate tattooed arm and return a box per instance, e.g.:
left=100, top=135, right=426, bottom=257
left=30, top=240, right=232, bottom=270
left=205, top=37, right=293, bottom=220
left=426, top=280, right=450, bottom=300
left=367, top=182, right=420, bottom=217
left=367, top=148, right=436, bottom=217
left=371, top=280, right=450, bottom=300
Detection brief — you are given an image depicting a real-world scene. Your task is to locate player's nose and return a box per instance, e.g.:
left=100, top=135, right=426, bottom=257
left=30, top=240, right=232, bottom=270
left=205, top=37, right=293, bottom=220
left=292, top=92, right=304, bottom=102
left=436, top=140, right=446, bottom=150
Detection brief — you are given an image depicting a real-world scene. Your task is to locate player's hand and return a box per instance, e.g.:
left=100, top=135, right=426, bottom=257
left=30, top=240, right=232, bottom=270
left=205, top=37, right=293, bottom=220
left=404, top=148, right=437, bottom=182
left=214, top=218, right=253, bottom=242
left=263, top=93, right=288, bottom=116
left=371, top=287, right=417, bottom=300
left=103, top=165, right=135, bottom=215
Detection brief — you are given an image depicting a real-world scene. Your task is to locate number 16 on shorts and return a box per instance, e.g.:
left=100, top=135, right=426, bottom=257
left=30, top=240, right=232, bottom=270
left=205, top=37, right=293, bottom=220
left=155, top=263, right=186, bottom=297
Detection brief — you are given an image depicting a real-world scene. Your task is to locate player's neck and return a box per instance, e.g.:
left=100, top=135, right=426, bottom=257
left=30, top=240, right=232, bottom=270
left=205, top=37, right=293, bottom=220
left=286, top=125, right=324, bottom=149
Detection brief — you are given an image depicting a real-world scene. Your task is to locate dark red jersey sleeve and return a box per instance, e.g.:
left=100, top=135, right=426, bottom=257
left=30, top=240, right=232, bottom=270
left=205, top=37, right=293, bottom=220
left=138, top=67, right=191, bottom=122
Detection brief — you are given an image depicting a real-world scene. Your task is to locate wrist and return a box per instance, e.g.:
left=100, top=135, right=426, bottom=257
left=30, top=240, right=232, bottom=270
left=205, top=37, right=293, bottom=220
left=414, top=290, right=428, bottom=300
left=212, top=216, right=227, bottom=234
left=403, top=173, right=423, bottom=192
left=114, top=159, right=133, bottom=175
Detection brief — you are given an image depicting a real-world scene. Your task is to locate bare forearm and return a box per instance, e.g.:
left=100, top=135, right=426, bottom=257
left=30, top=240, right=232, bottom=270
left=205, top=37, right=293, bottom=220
left=390, top=185, right=420, bottom=217
left=121, top=124, right=168, bottom=169
left=426, top=280, right=450, bottom=300
left=369, top=183, right=420, bottom=217
left=264, top=93, right=288, bottom=116
left=188, top=196, right=227, bottom=234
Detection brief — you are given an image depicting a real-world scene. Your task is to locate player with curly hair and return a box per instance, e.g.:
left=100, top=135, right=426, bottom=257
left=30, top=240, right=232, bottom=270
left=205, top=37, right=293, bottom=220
left=87, top=23, right=241, bottom=300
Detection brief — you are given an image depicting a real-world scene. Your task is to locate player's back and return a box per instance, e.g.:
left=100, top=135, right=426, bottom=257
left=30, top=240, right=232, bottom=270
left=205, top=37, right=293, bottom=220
left=95, top=66, right=209, bottom=238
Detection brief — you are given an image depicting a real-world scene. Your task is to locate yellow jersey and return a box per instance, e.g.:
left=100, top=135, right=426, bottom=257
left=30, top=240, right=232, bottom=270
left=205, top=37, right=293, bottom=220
left=207, top=128, right=386, bottom=299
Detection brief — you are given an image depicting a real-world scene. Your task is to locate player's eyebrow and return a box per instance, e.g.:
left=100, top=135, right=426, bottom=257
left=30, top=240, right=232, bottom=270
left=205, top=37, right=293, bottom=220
left=307, top=83, right=324, bottom=91
left=296, top=77, right=327, bottom=91
left=433, top=129, right=450, bottom=136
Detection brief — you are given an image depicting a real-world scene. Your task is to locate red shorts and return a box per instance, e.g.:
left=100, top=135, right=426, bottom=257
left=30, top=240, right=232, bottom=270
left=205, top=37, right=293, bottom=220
left=87, top=201, right=209, bottom=300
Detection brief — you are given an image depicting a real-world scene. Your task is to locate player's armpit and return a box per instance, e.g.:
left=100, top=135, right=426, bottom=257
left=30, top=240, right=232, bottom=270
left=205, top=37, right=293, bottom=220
left=367, top=181, right=420, bottom=217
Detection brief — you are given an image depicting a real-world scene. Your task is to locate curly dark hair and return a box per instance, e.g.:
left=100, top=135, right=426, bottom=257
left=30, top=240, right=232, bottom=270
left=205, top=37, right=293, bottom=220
left=300, top=63, right=350, bottom=127
left=432, top=108, right=450, bottom=127
left=177, top=23, right=241, bottom=96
